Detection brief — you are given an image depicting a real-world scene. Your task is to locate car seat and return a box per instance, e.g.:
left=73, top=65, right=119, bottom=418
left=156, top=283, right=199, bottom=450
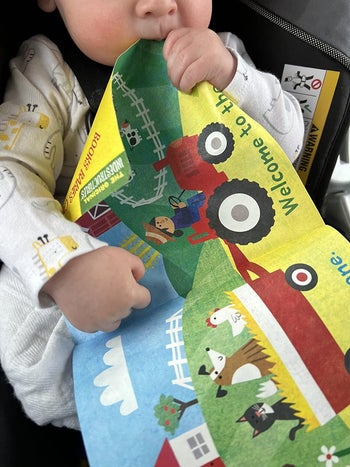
left=0, top=1, right=349, bottom=466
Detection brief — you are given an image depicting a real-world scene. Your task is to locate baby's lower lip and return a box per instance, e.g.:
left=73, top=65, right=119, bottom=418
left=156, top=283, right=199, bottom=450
left=141, top=32, right=165, bottom=41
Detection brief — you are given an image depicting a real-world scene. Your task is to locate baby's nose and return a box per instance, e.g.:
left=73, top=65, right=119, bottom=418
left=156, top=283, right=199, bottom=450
left=135, top=0, right=177, bottom=17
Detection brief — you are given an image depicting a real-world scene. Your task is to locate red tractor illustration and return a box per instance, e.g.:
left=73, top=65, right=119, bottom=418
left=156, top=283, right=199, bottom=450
left=153, top=122, right=350, bottom=430
left=154, top=122, right=275, bottom=247
left=153, top=122, right=311, bottom=287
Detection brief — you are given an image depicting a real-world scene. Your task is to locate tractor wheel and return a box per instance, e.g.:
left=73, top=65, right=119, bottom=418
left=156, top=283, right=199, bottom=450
left=207, top=178, right=275, bottom=244
left=197, top=122, right=234, bottom=164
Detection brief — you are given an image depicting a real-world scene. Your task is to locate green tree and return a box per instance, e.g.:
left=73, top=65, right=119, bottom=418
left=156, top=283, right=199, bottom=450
left=154, top=394, right=198, bottom=435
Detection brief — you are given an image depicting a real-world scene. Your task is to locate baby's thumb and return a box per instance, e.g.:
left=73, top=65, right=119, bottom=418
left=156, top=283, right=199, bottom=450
left=133, top=284, right=151, bottom=309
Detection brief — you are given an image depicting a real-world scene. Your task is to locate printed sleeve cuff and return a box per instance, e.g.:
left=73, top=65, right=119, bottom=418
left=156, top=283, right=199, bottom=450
left=223, top=51, right=252, bottom=107
left=27, top=230, right=107, bottom=308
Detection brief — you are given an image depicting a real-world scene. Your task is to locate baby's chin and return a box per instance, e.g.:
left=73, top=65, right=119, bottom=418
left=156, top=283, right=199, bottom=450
left=90, top=37, right=166, bottom=65
left=94, top=43, right=140, bottom=66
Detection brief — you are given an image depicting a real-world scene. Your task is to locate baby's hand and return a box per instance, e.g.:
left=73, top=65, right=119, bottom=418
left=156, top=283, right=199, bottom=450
left=42, top=246, right=151, bottom=332
left=163, top=28, right=237, bottom=93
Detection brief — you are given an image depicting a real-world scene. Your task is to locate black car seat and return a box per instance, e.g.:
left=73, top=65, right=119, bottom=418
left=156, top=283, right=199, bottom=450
left=0, top=1, right=349, bottom=466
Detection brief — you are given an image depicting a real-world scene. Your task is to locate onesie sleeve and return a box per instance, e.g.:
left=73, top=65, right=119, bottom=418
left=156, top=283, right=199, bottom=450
left=0, top=35, right=106, bottom=307
left=218, top=32, right=304, bottom=162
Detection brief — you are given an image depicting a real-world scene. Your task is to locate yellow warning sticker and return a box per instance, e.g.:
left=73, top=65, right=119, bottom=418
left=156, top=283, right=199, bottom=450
left=281, top=64, right=340, bottom=184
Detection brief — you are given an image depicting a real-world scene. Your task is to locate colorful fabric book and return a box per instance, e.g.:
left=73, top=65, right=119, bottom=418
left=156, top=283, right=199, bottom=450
left=64, top=39, right=350, bottom=467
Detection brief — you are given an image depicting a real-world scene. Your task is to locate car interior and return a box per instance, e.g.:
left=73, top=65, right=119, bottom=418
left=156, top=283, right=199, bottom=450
left=0, top=0, right=349, bottom=466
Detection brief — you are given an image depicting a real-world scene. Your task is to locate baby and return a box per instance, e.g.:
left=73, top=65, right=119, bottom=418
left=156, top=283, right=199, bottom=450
left=0, top=0, right=304, bottom=429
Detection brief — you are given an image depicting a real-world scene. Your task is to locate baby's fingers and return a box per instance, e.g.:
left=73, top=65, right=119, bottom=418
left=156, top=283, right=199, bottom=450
left=132, top=283, right=151, bottom=310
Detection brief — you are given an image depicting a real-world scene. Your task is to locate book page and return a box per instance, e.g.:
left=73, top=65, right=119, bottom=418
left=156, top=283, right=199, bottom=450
left=64, top=39, right=350, bottom=467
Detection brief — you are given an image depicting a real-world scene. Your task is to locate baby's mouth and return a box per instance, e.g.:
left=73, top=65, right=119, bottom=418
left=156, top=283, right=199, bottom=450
left=155, top=19, right=177, bottom=40
left=138, top=18, right=177, bottom=41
